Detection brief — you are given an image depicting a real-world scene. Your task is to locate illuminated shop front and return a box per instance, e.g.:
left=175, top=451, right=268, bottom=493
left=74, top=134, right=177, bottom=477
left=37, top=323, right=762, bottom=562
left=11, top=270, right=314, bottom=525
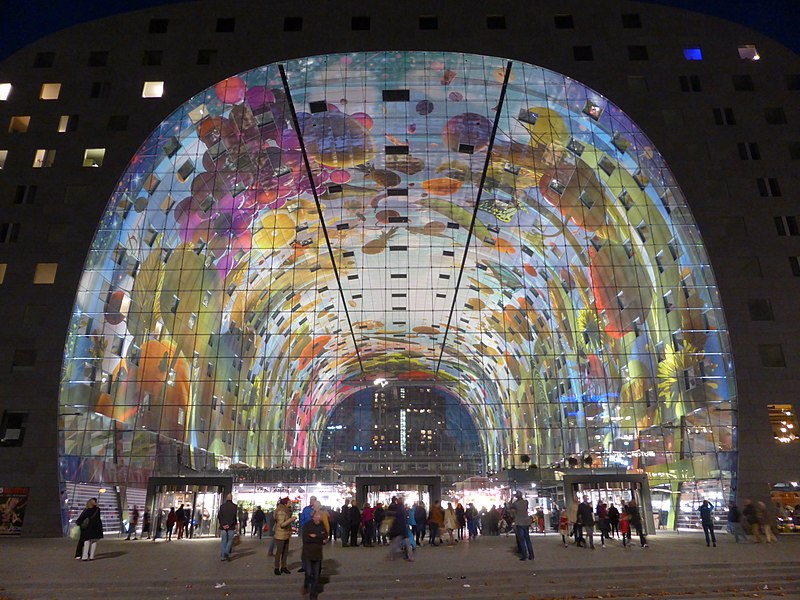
left=57, top=51, right=737, bottom=533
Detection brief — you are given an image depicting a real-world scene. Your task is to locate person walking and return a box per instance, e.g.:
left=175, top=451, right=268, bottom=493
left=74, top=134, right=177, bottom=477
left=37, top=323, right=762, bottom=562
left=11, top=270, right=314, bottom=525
left=125, top=505, right=139, bottom=540
left=444, top=502, right=458, bottom=545
left=455, top=502, right=466, bottom=541
left=74, top=498, right=103, bottom=560
left=141, top=509, right=151, bottom=540
left=414, top=501, right=427, bottom=546
left=627, top=498, right=647, bottom=547
left=301, top=511, right=327, bottom=600
left=620, top=505, right=632, bottom=547
left=558, top=507, right=569, bottom=547
left=361, top=502, right=374, bottom=546
left=217, top=493, right=238, bottom=562
left=166, top=507, right=176, bottom=541
left=348, top=500, right=361, bottom=547
left=608, top=502, right=620, bottom=538
left=273, top=497, right=296, bottom=575
left=428, top=500, right=444, bottom=546
left=510, top=491, right=534, bottom=561
left=388, top=496, right=408, bottom=559
left=466, top=502, right=478, bottom=540
left=339, top=501, right=351, bottom=547
left=742, top=499, right=762, bottom=542
left=698, top=499, right=717, bottom=547
left=596, top=500, right=610, bottom=547
left=251, top=505, right=265, bottom=539
left=577, top=496, right=595, bottom=549
left=726, top=501, right=747, bottom=542
left=567, top=497, right=582, bottom=546
left=757, top=501, right=778, bottom=543
left=176, top=503, right=186, bottom=540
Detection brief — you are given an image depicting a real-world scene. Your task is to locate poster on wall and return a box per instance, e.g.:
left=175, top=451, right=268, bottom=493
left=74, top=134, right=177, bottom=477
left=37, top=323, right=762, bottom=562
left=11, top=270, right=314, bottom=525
left=0, top=487, right=29, bottom=535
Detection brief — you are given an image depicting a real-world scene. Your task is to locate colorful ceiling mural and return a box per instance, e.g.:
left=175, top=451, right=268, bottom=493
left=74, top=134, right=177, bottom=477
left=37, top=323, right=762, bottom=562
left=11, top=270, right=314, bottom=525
left=58, top=52, right=736, bottom=485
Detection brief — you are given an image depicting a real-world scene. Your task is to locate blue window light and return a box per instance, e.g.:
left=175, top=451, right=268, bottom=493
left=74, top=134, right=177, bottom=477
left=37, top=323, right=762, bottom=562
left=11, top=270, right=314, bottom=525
left=684, top=47, right=703, bottom=60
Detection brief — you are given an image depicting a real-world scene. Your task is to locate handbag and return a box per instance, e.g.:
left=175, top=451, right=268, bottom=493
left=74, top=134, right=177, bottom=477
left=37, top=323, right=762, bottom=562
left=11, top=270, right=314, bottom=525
left=233, top=533, right=241, bottom=546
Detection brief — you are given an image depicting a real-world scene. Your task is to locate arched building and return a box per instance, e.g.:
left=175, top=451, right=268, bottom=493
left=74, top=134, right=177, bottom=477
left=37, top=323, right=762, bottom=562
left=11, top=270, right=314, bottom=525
left=0, top=1, right=797, bottom=536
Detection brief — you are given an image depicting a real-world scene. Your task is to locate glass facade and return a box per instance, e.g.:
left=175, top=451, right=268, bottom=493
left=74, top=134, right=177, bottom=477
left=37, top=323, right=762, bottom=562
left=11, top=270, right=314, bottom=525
left=58, top=52, right=736, bottom=530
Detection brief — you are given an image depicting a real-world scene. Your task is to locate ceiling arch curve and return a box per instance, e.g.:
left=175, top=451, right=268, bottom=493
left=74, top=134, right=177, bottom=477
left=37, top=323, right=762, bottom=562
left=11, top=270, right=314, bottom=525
left=59, top=51, right=736, bottom=480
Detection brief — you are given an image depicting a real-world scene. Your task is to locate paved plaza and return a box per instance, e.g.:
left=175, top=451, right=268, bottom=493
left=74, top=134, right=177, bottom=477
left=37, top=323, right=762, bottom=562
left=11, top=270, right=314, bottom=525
left=1, top=531, right=799, bottom=599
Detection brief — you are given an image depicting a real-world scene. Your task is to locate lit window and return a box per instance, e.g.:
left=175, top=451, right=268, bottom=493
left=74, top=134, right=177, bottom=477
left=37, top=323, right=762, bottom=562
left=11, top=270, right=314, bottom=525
left=33, top=262, right=58, bottom=284
left=8, top=116, right=30, bottom=133
left=58, top=114, right=79, bottom=133
left=738, top=45, right=760, bottom=61
left=683, top=47, right=703, bottom=60
left=142, top=81, right=164, bottom=98
left=83, top=148, right=105, bottom=167
left=0, top=150, right=7, bottom=169
left=39, top=83, right=61, bottom=100
left=0, top=263, right=6, bottom=284
left=32, top=149, right=56, bottom=168
left=768, top=404, right=798, bottom=443
left=0, top=83, right=11, bottom=101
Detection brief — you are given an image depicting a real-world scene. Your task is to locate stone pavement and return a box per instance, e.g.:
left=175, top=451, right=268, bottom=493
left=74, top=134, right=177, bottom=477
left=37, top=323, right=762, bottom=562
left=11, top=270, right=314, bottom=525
left=1, top=531, right=799, bottom=599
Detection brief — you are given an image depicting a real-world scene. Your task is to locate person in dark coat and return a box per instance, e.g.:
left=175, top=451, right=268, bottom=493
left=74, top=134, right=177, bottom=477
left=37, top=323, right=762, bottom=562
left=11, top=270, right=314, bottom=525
left=627, top=498, right=648, bottom=547
left=251, top=506, right=265, bottom=538
left=387, top=497, right=408, bottom=559
left=339, top=502, right=350, bottom=546
left=75, top=497, right=103, bottom=561
left=413, top=501, right=427, bottom=546
left=217, top=493, right=238, bottom=561
left=698, top=499, right=717, bottom=547
left=302, top=511, right=328, bottom=600
left=348, top=500, right=361, bottom=547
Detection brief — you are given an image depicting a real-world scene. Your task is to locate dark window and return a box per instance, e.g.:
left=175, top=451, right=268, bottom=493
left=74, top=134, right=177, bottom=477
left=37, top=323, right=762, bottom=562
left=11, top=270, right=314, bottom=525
left=0, top=223, right=20, bottom=243
left=737, top=142, right=761, bottom=160
left=419, top=15, right=438, bottom=30
left=790, top=256, right=800, bottom=277
left=197, top=49, right=217, bottom=65
left=352, top=16, right=370, bottom=30
left=90, top=81, right=111, bottom=99
left=764, top=107, right=787, bottom=124
left=13, top=185, right=36, bottom=204
left=759, top=344, right=786, bottom=368
left=149, top=18, right=169, bottom=33
left=284, top=17, right=303, bottom=31
left=679, top=75, right=701, bottom=92
left=33, top=52, right=55, bottom=68
left=628, top=45, right=649, bottom=60
left=787, top=74, right=800, bottom=90
left=487, top=15, right=506, bottom=29
left=775, top=216, right=799, bottom=236
left=757, top=178, right=782, bottom=197
left=573, top=46, right=594, bottom=61
left=712, top=107, right=736, bottom=125
left=732, top=74, right=754, bottom=91
left=788, top=142, right=800, bottom=160
left=216, top=17, right=235, bottom=32
left=11, top=349, right=36, bottom=371
left=554, top=14, right=574, bottom=29
left=142, top=50, right=163, bottom=66
left=621, top=13, right=641, bottom=28
left=88, top=51, right=108, bottom=67
left=0, top=411, right=28, bottom=447
left=107, top=115, right=129, bottom=131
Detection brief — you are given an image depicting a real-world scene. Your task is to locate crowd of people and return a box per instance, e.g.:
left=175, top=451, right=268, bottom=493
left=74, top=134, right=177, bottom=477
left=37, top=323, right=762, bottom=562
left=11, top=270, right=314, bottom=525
left=74, top=490, right=793, bottom=591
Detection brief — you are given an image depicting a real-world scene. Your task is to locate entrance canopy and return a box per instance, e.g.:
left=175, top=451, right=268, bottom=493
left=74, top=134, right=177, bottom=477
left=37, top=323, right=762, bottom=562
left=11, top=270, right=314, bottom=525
left=59, top=52, right=736, bottom=487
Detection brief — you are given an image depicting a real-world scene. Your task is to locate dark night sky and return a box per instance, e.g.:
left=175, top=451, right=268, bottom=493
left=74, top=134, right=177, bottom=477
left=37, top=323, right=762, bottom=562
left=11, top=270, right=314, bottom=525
left=0, top=0, right=798, bottom=62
